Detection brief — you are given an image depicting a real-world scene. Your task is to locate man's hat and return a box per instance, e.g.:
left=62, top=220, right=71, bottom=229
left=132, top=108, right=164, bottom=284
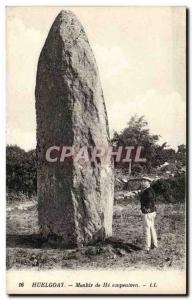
left=142, top=177, right=152, bottom=182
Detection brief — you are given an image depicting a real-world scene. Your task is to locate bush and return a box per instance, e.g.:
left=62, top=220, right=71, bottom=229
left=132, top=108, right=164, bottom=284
left=152, top=174, right=185, bottom=203
left=6, top=192, right=37, bottom=203
left=6, top=145, right=37, bottom=196
left=132, top=164, right=145, bottom=176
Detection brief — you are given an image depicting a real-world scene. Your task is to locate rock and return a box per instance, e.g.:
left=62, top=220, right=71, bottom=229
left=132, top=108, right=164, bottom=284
left=116, top=248, right=127, bottom=256
left=35, top=10, right=114, bottom=246
left=63, top=251, right=78, bottom=260
left=84, top=246, right=99, bottom=256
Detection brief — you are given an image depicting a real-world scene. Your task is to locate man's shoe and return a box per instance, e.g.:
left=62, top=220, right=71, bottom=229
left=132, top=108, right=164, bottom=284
left=153, top=245, right=158, bottom=249
left=151, top=244, right=158, bottom=250
left=143, top=249, right=150, bottom=254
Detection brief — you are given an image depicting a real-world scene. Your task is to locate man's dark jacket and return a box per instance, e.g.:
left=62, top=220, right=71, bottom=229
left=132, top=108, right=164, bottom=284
left=140, top=187, right=156, bottom=214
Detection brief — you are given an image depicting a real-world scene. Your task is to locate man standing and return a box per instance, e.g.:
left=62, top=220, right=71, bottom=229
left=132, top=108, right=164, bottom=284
left=140, top=178, right=158, bottom=252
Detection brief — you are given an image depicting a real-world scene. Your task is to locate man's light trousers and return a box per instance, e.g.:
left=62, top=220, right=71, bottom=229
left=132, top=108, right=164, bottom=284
left=142, top=211, right=158, bottom=250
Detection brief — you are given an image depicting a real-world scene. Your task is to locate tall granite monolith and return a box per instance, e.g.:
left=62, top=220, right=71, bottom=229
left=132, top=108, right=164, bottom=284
left=35, top=10, right=114, bottom=246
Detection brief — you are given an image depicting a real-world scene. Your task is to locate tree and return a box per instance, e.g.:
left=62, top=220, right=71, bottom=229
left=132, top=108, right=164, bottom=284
left=154, top=142, right=176, bottom=166
left=6, top=145, right=37, bottom=195
left=112, top=115, right=160, bottom=173
left=176, top=144, right=186, bottom=166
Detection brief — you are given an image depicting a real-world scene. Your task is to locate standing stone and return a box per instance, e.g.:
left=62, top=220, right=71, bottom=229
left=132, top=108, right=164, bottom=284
left=35, top=10, right=114, bottom=246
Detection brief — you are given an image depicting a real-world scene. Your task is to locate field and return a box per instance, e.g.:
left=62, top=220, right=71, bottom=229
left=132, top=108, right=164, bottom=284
left=6, top=195, right=185, bottom=271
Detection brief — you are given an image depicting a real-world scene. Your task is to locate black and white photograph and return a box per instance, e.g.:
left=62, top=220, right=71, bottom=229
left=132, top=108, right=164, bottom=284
left=5, top=5, right=187, bottom=295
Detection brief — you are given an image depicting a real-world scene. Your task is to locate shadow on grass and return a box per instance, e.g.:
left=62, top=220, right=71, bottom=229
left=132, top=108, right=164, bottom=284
left=7, top=234, right=142, bottom=253
left=6, top=234, right=77, bottom=249
left=7, top=234, right=44, bottom=249
left=105, top=237, right=142, bottom=252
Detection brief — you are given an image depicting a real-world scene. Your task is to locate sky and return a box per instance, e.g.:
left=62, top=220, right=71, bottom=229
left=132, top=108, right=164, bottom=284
left=6, top=6, right=186, bottom=150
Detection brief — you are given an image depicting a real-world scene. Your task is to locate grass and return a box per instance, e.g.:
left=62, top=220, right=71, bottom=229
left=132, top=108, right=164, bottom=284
left=6, top=195, right=185, bottom=270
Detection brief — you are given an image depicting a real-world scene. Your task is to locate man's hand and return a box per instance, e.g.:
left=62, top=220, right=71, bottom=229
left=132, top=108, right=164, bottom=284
left=142, top=207, right=151, bottom=213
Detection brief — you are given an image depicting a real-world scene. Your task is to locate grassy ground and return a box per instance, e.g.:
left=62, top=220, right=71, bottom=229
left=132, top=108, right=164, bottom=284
left=6, top=195, right=185, bottom=271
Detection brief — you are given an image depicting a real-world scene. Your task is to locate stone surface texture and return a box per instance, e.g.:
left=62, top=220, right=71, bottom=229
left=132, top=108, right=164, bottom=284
left=35, top=10, right=114, bottom=246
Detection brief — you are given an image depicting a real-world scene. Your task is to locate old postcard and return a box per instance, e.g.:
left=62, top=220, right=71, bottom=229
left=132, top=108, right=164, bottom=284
left=6, top=6, right=187, bottom=295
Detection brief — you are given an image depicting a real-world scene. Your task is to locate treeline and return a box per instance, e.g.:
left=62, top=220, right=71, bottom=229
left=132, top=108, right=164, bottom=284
left=6, top=115, right=186, bottom=195
left=6, top=145, right=36, bottom=195
left=112, top=115, right=186, bottom=174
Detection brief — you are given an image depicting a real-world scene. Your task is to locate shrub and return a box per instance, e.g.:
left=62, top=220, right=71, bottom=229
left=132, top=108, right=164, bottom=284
left=6, top=192, right=37, bottom=203
left=152, top=174, right=185, bottom=203
left=6, top=145, right=37, bottom=196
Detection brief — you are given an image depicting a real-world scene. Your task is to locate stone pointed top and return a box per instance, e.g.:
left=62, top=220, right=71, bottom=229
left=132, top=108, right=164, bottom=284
left=54, top=9, right=79, bottom=25
left=38, top=9, right=92, bottom=77
left=57, top=9, right=77, bottom=19
left=47, top=10, right=88, bottom=45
